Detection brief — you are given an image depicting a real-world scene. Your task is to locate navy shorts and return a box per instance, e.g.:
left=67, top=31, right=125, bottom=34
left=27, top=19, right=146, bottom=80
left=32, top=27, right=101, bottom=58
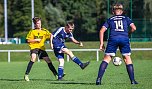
left=30, top=48, right=48, bottom=59
left=53, top=45, right=66, bottom=59
left=105, top=38, right=131, bottom=56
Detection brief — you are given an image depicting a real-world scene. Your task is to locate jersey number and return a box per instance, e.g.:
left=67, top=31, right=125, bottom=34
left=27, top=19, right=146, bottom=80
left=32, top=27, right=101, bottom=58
left=114, top=20, right=124, bottom=31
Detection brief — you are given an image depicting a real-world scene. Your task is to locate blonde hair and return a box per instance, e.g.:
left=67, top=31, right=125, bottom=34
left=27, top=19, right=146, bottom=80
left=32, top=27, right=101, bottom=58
left=112, top=3, right=123, bottom=11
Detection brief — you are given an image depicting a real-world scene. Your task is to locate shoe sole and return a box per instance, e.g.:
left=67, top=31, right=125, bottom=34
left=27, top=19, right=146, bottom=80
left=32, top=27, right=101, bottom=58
left=81, top=61, right=90, bottom=69
left=24, top=76, right=30, bottom=81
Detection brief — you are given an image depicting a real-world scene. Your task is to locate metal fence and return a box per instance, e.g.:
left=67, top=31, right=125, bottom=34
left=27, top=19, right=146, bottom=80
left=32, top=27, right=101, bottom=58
left=131, top=19, right=152, bottom=41
left=0, top=48, right=152, bottom=62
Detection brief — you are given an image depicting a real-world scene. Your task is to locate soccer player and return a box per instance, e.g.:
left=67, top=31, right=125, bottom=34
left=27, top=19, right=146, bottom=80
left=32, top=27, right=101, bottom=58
left=50, top=21, right=90, bottom=80
left=24, top=17, right=58, bottom=81
left=96, top=3, right=138, bottom=85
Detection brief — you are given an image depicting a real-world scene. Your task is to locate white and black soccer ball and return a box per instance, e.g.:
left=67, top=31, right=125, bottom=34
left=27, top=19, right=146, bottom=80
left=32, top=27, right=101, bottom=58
left=112, top=57, right=122, bottom=66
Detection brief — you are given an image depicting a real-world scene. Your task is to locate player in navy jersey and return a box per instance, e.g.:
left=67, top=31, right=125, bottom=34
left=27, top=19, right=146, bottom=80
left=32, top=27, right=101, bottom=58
left=50, top=21, right=90, bottom=80
left=96, top=3, right=138, bottom=85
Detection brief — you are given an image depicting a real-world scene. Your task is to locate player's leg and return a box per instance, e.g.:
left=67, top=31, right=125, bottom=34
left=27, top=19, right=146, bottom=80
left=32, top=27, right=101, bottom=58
left=43, top=57, right=58, bottom=77
left=96, top=55, right=112, bottom=85
left=123, top=55, right=138, bottom=84
left=25, top=54, right=37, bottom=75
left=120, top=38, right=138, bottom=84
left=40, top=50, right=58, bottom=78
left=53, top=48, right=65, bottom=80
left=24, top=51, right=37, bottom=81
left=61, top=48, right=90, bottom=69
left=58, top=58, right=64, bottom=80
left=96, top=39, right=117, bottom=85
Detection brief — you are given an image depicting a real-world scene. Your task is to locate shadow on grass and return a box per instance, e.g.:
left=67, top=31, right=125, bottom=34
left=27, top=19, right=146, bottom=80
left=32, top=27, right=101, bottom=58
left=0, top=78, right=95, bottom=85
left=0, top=79, right=24, bottom=81
left=49, top=81, right=95, bottom=85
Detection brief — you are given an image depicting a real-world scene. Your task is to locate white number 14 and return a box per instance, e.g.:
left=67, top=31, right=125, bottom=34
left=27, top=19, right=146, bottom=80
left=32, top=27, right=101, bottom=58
left=114, top=20, right=124, bottom=31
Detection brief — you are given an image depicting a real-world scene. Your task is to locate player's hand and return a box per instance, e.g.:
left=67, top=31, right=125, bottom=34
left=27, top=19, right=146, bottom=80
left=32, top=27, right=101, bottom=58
left=99, top=44, right=105, bottom=51
left=79, top=41, right=83, bottom=47
left=35, top=39, right=41, bottom=42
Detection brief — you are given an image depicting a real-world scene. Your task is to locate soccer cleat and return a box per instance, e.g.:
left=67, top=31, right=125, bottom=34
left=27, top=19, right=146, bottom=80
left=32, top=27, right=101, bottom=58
left=80, top=61, right=90, bottom=69
left=96, top=78, right=101, bottom=85
left=62, top=73, right=66, bottom=77
left=57, top=78, right=64, bottom=81
left=55, top=75, right=58, bottom=79
left=24, top=75, right=30, bottom=81
left=131, top=80, right=138, bottom=84
left=55, top=73, right=66, bottom=80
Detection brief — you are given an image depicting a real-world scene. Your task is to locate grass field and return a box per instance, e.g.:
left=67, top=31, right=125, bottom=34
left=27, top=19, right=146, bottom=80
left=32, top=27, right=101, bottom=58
left=0, top=42, right=152, bottom=89
left=0, top=60, right=152, bottom=89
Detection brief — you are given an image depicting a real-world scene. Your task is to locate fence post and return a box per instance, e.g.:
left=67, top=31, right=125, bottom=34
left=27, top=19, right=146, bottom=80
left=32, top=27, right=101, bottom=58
left=8, top=50, right=10, bottom=62
left=67, top=55, right=70, bottom=62
left=97, top=50, right=99, bottom=61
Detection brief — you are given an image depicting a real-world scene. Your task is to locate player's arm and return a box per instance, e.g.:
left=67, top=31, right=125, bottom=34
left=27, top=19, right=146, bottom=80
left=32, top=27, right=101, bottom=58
left=26, top=30, right=41, bottom=43
left=50, top=33, right=54, bottom=49
left=27, top=39, right=41, bottom=43
left=70, top=37, right=83, bottom=47
left=99, top=26, right=106, bottom=51
left=128, top=23, right=136, bottom=35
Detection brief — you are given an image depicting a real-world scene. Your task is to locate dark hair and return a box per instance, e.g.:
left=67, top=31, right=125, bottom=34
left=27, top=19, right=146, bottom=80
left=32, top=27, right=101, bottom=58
left=32, top=17, right=41, bottom=24
left=66, top=21, right=74, bottom=28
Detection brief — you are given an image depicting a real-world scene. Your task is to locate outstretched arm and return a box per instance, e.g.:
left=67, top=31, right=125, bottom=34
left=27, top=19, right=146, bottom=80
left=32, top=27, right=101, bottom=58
left=71, top=37, right=83, bottom=47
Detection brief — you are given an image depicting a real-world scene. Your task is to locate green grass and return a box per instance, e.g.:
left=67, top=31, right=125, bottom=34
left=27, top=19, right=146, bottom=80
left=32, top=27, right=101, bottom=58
left=0, top=60, right=152, bottom=89
left=0, top=41, right=152, bottom=89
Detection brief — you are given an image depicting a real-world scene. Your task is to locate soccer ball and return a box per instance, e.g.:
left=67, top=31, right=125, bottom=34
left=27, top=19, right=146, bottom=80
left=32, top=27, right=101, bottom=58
left=112, top=57, right=122, bottom=66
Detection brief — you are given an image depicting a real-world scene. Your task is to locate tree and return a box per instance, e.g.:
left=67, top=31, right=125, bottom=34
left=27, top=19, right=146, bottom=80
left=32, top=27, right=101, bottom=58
left=35, top=0, right=48, bottom=29
left=44, top=3, right=65, bottom=31
left=7, top=0, right=46, bottom=37
left=8, top=0, right=31, bottom=37
left=0, top=1, right=4, bottom=37
left=0, top=0, right=151, bottom=41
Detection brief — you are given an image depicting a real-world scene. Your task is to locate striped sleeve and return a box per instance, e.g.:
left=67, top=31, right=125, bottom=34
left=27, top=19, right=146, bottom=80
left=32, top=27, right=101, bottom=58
left=69, top=32, right=73, bottom=38
left=53, top=27, right=63, bottom=37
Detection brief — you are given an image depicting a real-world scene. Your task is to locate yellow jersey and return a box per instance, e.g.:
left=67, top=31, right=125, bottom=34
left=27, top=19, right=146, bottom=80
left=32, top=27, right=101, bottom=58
left=26, top=28, right=51, bottom=50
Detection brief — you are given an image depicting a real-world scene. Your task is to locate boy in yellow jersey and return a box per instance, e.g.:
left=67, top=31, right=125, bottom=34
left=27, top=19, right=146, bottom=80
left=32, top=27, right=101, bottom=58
left=24, top=17, right=58, bottom=81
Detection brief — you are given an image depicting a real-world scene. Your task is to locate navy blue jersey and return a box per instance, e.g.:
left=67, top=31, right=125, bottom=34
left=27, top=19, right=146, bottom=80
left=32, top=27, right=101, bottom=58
left=52, top=27, right=73, bottom=48
left=103, top=15, right=133, bottom=39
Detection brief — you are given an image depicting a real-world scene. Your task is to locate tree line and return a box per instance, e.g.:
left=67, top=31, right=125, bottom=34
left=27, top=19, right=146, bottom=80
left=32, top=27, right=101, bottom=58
left=0, top=0, right=151, bottom=41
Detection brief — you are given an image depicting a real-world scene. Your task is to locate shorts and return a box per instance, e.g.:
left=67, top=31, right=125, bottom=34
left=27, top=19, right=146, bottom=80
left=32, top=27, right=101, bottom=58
left=105, top=38, right=131, bottom=56
left=53, top=45, right=66, bottom=59
left=30, top=48, right=48, bottom=59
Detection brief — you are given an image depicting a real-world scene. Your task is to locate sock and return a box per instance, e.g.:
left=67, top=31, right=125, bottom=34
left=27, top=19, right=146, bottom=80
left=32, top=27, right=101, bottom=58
left=126, top=64, right=135, bottom=81
left=72, top=56, right=82, bottom=66
left=58, top=66, right=64, bottom=79
left=96, top=61, right=108, bottom=82
left=48, top=63, right=58, bottom=76
left=25, top=61, right=34, bottom=75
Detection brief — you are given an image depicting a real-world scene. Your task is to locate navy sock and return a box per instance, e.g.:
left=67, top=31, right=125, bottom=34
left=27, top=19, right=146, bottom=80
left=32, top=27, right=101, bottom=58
left=48, top=63, right=58, bottom=76
left=25, top=61, right=34, bottom=75
left=58, top=66, right=63, bottom=79
left=96, top=61, right=108, bottom=81
left=72, top=56, right=82, bottom=66
left=126, top=64, right=135, bottom=81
